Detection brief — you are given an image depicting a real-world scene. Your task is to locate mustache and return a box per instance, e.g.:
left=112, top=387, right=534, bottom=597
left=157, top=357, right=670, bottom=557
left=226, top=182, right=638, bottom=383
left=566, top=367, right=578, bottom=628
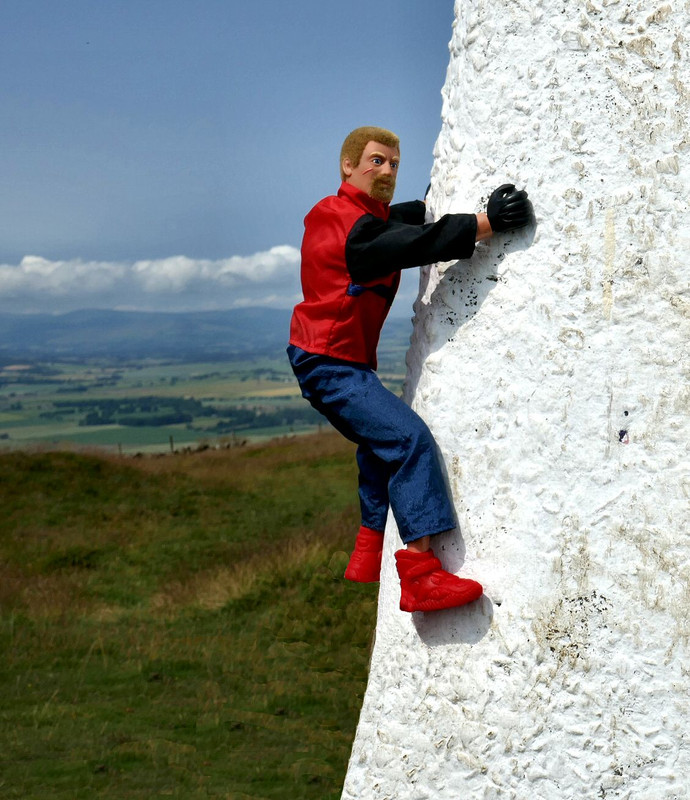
left=371, top=176, right=395, bottom=194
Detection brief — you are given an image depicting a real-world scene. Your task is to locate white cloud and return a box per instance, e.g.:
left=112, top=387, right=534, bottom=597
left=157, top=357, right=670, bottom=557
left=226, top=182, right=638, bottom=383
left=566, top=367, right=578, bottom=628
left=0, top=246, right=302, bottom=313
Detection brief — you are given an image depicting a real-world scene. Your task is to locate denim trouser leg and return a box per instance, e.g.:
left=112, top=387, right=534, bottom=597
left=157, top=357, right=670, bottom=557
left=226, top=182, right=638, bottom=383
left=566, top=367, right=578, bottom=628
left=287, top=346, right=457, bottom=544
left=356, top=443, right=391, bottom=532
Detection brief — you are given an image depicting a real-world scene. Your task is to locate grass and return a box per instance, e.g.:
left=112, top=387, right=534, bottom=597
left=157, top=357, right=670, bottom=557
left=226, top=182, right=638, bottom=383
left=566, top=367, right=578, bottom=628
left=0, top=432, right=379, bottom=799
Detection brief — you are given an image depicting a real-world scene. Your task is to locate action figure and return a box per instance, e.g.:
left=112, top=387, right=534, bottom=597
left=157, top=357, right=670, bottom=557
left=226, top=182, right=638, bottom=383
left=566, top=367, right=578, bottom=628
left=287, top=126, right=532, bottom=612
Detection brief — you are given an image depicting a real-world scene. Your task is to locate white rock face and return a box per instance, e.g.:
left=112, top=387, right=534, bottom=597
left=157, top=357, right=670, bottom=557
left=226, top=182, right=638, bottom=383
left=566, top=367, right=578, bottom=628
left=342, top=1, right=689, bottom=798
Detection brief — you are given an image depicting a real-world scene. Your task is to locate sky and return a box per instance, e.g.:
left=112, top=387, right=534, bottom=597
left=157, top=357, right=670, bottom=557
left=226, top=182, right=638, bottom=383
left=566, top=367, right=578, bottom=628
left=0, top=1, right=456, bottom=315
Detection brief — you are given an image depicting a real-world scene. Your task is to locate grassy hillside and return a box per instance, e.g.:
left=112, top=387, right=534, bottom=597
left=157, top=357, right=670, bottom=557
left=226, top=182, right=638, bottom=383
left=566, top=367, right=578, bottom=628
left=0, top=433, right=379, bottom=799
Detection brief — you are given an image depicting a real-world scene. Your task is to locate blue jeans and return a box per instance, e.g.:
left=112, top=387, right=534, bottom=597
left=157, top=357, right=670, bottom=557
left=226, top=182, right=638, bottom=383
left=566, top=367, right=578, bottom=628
left=287, top=345, right=456, bottom=544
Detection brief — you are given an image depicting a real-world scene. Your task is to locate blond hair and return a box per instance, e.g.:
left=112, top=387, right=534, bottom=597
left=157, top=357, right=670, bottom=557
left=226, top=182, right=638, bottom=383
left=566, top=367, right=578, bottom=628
left=339, top=126, right=400, bottom=181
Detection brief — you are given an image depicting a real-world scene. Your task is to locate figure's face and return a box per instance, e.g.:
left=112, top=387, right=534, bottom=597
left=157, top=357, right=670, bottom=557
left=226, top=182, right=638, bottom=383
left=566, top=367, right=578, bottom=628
left=342, top=140, right=400, bottom=203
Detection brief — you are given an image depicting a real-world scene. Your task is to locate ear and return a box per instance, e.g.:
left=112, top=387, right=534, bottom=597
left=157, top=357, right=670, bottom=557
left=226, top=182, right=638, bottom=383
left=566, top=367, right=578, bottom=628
left=342, top=157, right=354, bottom=178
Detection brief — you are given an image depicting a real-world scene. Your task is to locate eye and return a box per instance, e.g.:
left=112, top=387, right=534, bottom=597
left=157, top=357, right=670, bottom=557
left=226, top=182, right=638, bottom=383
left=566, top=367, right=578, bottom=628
left=391, top=162, right=399, bottom=170
left=371, top=157, right=383, bottom=165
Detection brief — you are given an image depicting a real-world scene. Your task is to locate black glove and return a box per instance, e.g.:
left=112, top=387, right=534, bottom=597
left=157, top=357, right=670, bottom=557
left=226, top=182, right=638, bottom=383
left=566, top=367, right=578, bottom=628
left=487, top=184, right=532, bottom=232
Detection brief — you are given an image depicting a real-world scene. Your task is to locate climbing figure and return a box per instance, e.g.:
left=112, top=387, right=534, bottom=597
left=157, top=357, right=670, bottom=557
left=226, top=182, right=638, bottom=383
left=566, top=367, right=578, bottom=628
left=288, top=126, right=532, bottom=612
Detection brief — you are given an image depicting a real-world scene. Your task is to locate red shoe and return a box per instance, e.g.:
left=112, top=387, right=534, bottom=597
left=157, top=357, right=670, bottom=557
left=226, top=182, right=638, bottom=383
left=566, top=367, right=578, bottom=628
left=395, top=548, right=483, bottom=612
left=344, top=527, right=384, bottom=583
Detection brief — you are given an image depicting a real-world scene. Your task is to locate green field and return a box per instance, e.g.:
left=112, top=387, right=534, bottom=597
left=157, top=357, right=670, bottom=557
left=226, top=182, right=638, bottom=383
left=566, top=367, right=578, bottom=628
left=0, top=357, right=405, bottom=454
left=1, top=432, right=378, bottom=799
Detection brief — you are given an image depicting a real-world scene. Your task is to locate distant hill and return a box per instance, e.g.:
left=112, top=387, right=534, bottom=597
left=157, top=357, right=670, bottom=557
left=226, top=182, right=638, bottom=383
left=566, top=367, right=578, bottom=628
left=0, top=308, right=413, bottom=365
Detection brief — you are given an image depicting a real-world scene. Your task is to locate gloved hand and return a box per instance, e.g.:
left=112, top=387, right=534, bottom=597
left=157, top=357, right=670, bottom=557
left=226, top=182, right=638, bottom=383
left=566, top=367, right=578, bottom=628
left=487, top=184, right=532, bottom=232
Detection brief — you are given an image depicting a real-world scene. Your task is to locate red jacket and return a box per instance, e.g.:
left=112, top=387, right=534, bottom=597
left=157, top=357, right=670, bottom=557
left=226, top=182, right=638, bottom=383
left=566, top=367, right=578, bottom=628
left=289, top=181, right=477, bottom=369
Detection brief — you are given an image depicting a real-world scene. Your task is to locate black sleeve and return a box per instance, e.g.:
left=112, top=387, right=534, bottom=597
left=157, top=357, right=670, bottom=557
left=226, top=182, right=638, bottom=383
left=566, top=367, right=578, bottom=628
left=388, top=200, right=427, bottom=225
left=346, top=212, right=478, bottom=283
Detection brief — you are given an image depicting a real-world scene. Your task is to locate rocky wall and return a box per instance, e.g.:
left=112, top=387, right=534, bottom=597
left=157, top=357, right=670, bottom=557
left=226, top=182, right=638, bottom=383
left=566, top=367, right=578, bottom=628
left=342, top=1, right=689, bottom=797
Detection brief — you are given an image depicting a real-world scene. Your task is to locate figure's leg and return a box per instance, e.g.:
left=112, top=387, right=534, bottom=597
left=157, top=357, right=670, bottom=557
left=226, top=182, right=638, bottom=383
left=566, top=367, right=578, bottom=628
left=334, top=381, right=482, bottom=609
left=343, top=445, right=389, bottom=582
left=288, top=348, right=482, bottom=609
left=356, top=443, right=390, bottom=531
left=292, top=357, right=456, bottom=542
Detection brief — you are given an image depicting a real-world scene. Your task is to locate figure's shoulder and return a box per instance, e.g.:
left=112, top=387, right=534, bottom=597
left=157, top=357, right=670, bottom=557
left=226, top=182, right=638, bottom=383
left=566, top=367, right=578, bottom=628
left=305, top=191, right=363, bottom=229
left=308, top=193, right=343, bottom=215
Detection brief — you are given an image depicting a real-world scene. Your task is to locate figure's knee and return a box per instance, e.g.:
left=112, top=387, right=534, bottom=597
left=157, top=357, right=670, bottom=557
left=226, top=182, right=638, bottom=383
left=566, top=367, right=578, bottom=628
left=406, top=415, right=438, bottom=452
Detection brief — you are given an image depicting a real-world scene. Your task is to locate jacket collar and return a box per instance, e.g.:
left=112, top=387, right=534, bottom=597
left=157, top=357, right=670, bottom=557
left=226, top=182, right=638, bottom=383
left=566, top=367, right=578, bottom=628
left=337, top=181, right=390, bottom=220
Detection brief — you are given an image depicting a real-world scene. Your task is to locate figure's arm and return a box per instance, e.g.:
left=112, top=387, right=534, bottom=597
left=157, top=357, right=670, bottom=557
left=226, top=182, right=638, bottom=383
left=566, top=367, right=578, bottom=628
left=346, top=212, right=478, bottom=283
left=475, top=212, right=493, bottom=241
left=390, top=199, right=491, bottom=238
left=347, top=185, right=532, bottom=283
left=387, top=200, right=427, bottom=225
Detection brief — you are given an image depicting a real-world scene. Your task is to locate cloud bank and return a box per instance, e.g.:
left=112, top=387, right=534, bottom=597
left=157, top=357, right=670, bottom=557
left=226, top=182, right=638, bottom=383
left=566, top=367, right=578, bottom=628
left=0, top=246, right=303, bottom=314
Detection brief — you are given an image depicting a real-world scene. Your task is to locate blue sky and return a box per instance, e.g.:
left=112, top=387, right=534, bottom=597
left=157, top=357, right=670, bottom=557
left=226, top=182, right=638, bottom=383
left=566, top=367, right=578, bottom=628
left=0, top=1, right=455, bottom=314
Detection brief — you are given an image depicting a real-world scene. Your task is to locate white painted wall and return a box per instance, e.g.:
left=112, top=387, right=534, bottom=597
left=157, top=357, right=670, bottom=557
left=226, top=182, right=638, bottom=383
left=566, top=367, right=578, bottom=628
left=342, top=1, right=689, bottom=797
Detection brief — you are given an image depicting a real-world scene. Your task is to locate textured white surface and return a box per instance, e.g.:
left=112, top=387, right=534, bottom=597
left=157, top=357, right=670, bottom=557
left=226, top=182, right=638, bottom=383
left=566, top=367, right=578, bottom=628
left=342, top=1, right=689, bottom=798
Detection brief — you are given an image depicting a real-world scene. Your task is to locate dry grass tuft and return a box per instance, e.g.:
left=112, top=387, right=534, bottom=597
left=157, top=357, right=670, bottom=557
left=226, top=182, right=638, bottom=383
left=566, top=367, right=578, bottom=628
left=151, top=536, right=346, bottom=614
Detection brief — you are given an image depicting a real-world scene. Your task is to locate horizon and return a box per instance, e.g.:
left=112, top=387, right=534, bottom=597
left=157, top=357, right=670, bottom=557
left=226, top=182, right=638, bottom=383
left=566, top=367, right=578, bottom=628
left=0, top=302, right=417, bottom=321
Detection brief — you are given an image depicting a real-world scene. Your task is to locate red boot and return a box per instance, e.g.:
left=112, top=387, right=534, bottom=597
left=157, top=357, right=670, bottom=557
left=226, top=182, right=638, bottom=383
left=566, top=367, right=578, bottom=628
left=395, top=548, right=483, bottom=612
left=344, top=526, right=385, bottom=583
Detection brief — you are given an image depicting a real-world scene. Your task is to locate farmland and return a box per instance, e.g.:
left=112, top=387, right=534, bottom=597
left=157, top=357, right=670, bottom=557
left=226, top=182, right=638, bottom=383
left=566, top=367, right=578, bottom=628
left=0, top=356, right=406, bottom=454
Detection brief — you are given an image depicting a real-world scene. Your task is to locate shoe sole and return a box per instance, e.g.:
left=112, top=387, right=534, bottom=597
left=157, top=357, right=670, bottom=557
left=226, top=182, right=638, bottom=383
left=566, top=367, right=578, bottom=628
left=400, top=584, right=483, bottom=612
